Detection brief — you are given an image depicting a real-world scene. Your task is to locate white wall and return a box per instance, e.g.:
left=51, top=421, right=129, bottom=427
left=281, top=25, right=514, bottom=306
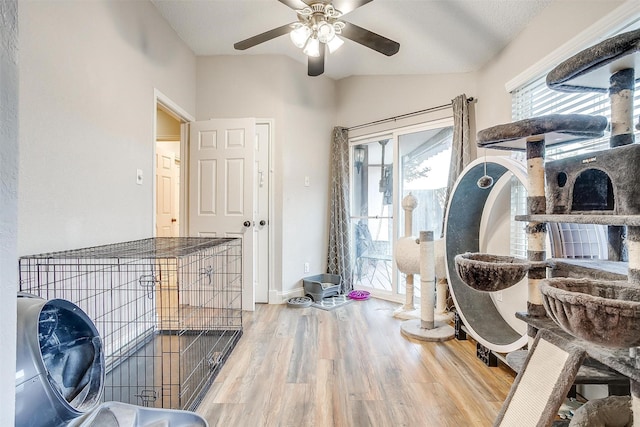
left=19, top=0, right=196, bottom=255
left=335, top=0, right=621, bottom=143
left=336, top=73, right=477, bottom=136
left=0, top=0, right=19, bottom=423
left=196, top=55, right=337, bottom=297
left=335, top=73, right=479, bottom=173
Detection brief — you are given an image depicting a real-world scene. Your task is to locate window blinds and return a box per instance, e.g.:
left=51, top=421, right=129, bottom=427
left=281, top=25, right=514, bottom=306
left=508, top=19, right=640, bottom=260
left=511, top=72, right=640, bottom=161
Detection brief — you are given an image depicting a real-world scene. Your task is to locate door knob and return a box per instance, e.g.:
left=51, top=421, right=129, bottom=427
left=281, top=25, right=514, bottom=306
left=259, top=220, right=267, bottom=226
left=243, top=220, right=251, bottom=228
left=171, top=218, right=177, bottom=223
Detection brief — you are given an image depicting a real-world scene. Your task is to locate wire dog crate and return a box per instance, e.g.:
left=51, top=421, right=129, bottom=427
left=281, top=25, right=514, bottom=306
left=19, top=237, right=242, bottom=411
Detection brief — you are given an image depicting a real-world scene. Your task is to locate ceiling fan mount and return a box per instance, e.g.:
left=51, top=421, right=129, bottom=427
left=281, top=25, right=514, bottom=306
left=301, top=2, right=340, bottom=17
left=234, top=0, right=400, bottom=77
left=294, top=3, right=344, bottom=40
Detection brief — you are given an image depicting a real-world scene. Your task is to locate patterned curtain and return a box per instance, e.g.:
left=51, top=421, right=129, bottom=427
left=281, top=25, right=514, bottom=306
left=327, top=126, right=353, bottom=293
left=442, top=94, right=472, bottom=236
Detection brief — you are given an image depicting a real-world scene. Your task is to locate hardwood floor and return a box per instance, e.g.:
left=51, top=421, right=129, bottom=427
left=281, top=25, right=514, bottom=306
left=196, top=298, right=515, bottom=426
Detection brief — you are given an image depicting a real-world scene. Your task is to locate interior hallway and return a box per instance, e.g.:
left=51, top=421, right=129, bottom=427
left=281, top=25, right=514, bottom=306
left=197, top=298, right=515, bottom=426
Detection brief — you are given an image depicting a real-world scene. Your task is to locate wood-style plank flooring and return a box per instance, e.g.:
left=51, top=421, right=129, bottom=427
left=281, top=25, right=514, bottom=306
left=196, top=298, right=515, bottom=426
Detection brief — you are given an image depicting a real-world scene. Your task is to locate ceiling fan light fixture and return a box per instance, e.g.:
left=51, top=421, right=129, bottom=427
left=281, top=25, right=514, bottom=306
left=234, top=1, right=399, bottom=77
left=290, top=24, right=311, bottom=48
left=327, top=34, right=344, bottom=53
left=316, top=21, right=335, bottom=43
left=303, top=36, right=321, bottom=57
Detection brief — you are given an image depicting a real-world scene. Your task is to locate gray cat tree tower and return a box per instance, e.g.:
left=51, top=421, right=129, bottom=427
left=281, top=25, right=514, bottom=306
left=454, top=29, right=640, bottom=426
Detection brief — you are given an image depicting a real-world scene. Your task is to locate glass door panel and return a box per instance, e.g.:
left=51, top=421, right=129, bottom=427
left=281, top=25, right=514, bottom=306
left=350, top=121, right=454, bottom=300
left=397, top=126, right=453, bottom=296
left=351, top=138, right=394, bottom=293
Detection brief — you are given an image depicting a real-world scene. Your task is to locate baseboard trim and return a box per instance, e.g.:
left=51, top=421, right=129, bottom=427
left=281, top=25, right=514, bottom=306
left=269, top=287, right=304, bottom=304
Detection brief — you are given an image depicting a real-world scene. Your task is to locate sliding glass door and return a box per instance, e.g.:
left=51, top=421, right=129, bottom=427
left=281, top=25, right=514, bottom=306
left=350, top=120, right=454, bottom=300
left=351, top=137, right=394, bottom=293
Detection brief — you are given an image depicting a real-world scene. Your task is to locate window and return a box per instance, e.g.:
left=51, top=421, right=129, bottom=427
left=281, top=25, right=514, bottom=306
left=398, top=127, right=452, bottom=239
left=510, top=20, right=640, bottom=260
left=511, top=17, right=640, bottom=161
left=512, top=73, right=640, bottom=161
left=397, top=126, right=453, bottom=296
left=509, top=177, right=527, bottom=258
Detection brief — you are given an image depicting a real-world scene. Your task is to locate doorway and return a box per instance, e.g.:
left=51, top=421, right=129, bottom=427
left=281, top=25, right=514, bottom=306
left=156, top=106, right=181, bottom=237
left=153, top=92, right=272, bottom=311
left=154, top=90, right=194, bottom=238
left=187, top=118, right=272, bottom=311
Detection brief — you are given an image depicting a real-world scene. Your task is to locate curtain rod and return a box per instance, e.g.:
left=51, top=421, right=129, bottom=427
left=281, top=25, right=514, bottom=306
left=346, top=97, right=475, bottom=132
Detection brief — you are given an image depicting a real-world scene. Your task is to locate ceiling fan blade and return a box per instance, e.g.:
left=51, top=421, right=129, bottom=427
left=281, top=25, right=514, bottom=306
left=308, top=44, right=326, bottom=77
left=234, top=23, right=295, bottom=51
left=277, top=0, right=310, bottom=10
left=333, top=0, right=373, bottom=15
left=340, top=21, right=400, bottom=56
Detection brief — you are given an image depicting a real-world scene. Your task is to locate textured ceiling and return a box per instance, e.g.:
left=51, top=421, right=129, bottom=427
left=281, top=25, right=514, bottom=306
left=151, top=0, right=553, bottom=80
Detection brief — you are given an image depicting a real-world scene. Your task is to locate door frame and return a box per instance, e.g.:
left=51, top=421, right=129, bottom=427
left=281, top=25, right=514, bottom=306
left=256, top=119, right=275, bottom=304
left=153, top=89, right=195, bottom=237
left=153, top=93, right=275, bottom=309
left=176, top=112, right=274, bottom=311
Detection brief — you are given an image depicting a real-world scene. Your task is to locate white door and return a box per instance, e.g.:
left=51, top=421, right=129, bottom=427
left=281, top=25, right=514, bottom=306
left=189, top=118, right=260, bottom=310
left=156, top=146, right=178, bottom=237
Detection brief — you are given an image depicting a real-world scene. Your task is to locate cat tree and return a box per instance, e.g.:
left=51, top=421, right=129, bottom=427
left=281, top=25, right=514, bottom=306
left=395, top=194, right=454, bottom=341
left=457, top=29, right=640, bottom=426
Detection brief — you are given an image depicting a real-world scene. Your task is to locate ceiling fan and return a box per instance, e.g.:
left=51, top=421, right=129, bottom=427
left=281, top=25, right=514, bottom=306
left=234, top=0, right=400, bottom=77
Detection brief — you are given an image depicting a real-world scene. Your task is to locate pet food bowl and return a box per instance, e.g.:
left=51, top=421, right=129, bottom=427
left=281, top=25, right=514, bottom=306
left=348, top=290, right=370, bottom=300
left=540, top=278, right=640, bottom=348
left=454, top=252, right=529, bottom=292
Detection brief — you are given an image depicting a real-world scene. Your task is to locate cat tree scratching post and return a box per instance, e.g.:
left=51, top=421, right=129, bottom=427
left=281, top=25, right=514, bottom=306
left=609, top=68, right=635, bottom=148
left=607, top=68, right=635, bottom=263
left=421, top=231, right=436, bottom=329
left=400, top=231, right=454, bottom=341
left=394, top=193, right=418, bottom=318
left=525, top=137, right=547, bottom=319
left=395, top=194, right=451, bottom=322
left=434, top=239, right=450, bottom=319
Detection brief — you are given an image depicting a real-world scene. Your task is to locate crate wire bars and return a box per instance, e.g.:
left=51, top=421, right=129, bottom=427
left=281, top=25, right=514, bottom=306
left=19, top=237, right=243, bottom=411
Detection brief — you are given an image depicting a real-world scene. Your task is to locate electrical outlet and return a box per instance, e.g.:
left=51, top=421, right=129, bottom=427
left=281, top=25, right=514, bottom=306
left=304, top=262, right=310, bottom=273
left=495, top=291, right=503, bottom=302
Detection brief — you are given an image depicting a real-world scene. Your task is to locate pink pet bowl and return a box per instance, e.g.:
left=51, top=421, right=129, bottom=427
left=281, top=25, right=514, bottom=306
left=348, top=290, right=370, bottom=300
